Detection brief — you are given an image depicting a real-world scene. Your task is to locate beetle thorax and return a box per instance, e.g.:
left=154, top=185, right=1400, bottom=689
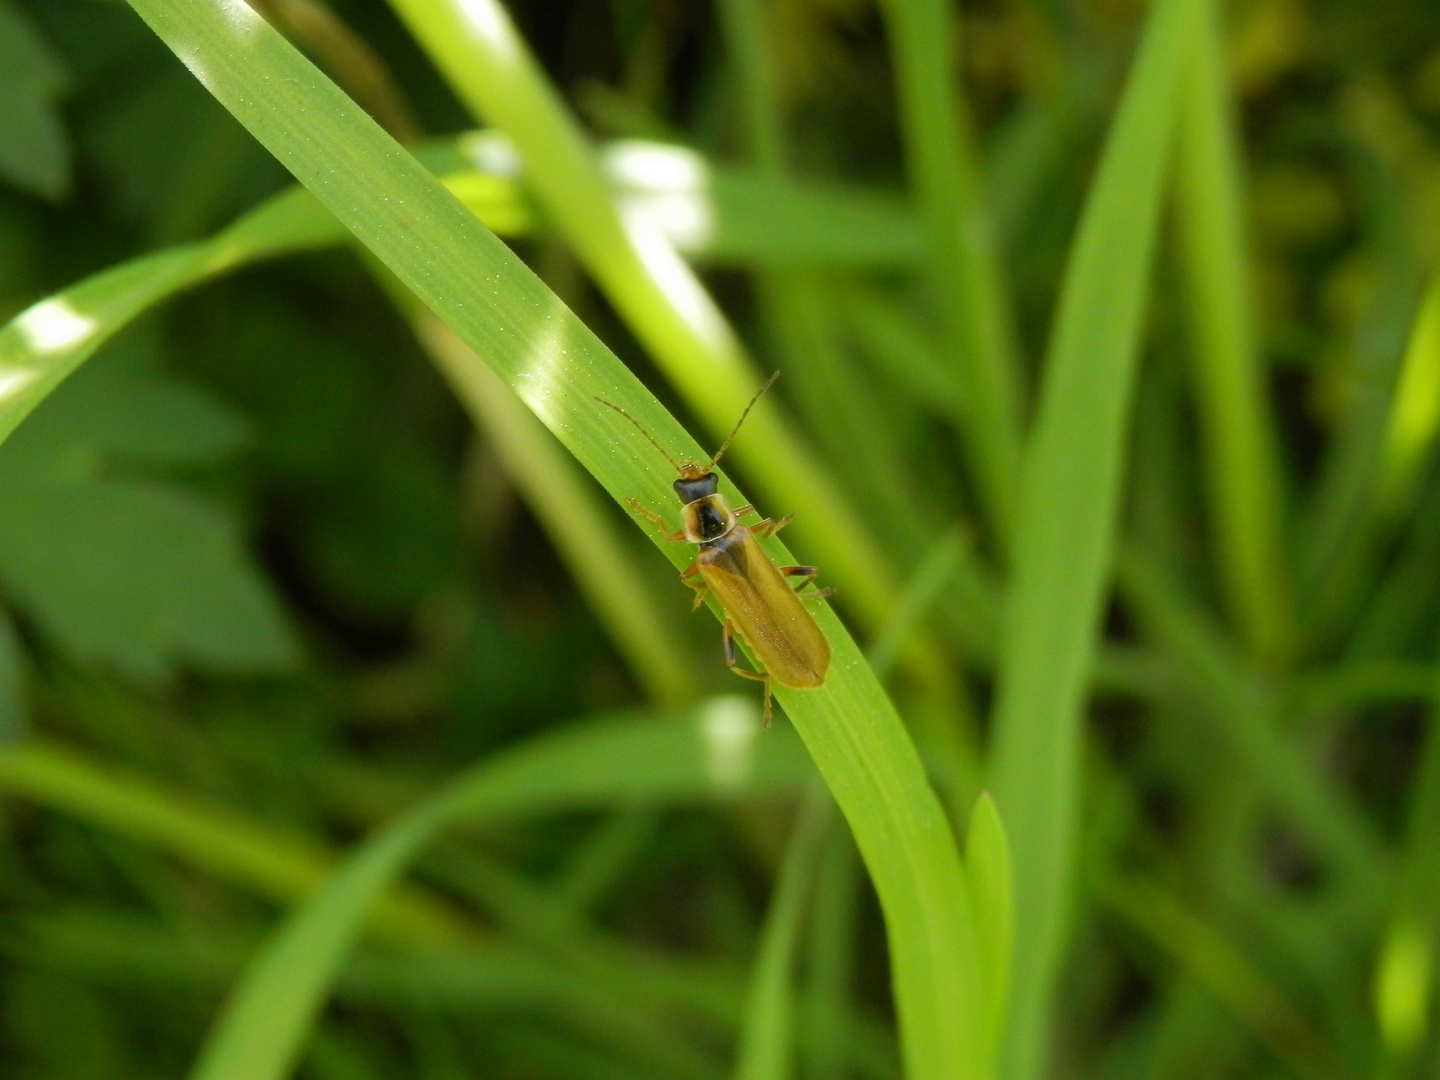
left=681, top=494, right=735, bottom=544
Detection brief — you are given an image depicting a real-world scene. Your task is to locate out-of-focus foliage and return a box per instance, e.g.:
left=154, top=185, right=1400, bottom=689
left=3, top=0, right=1440, bottom=1078
left=0, top=0, right=70, bottom=201
left=0, top=331, right=297, bottom=682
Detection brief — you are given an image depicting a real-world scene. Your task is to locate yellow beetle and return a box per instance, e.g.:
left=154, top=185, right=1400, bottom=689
left=597, top=374, right=831, bottom=722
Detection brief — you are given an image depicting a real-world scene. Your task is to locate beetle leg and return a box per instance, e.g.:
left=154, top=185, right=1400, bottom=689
left=733, top=504, right=756, bottom=518
left=781, top=565, right=833, bottom=601
left=627, top=498, right=686, bottom=542
left=751, top=513, right=793, bottom=539
left=681, top=562, right=709, bottom=610
left=722, top=619, right=773, bottom=726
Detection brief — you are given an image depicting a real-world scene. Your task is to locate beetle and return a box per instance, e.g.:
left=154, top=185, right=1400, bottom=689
left=596, top=373, right=831, bottom=723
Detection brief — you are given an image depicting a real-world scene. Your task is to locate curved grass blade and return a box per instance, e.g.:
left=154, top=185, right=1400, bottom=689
left=802, top=825, right=867, bottom=1080
left=866, top=527, right=969, bottom=681
left=0, top=703, right=811, bottom=941
left=181, top=703, right=795, bottom=1080
left=1174, top=0, right=1293, bottom=665
left=1374, top=682, right=1440, bottom=1063
left=0, top=137, right=918, bottom=455
left=114, top=6, right=983, bottom=1080
left=1378, top=273, right=1440, bottom=513
left=877, top=0, right=1024, bottom=551
left=0, top=172, right=681, bottom=700
left=0, top=738, right=470, bottom=946
left=964, top=793, right=1012, bottom=1073
left=985, top=0, right=1206, bottom=1076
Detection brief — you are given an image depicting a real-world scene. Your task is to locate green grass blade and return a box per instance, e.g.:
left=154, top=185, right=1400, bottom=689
left=964, top=793, right=1012, bottom=1074
left=866, top=527, right=968, bottom=681
left=1374, top=683, right=1440, bottom=1062
left=382, top=0, right=908, bottom=639
left=0, top=703, right=811, bottom=936
left=878, top=0, right=1024, bottom=551
left=1291, top=131, right=1422, bottom=645
left=1378, top=273, right=1440, bottom=513
left=18, top=908, right=729, bottom=1080
left=179, top=696, right=785, bottom=1080
left=0, top=739, right=469, bottom=946
left=0, top=141, right=917, bottom=453
left=1173, top=0, right=1294, bottom=665
left=732, top=786, right=831, bottom=1080
left=0, top=174, right=437, bottom=450
left=802, top=827, right=867, bottom=1080
left=985, top=0, right=1204, bottom=1075
left=180, top=690, right=937, bottom=1080
left=696, top=168, right=922, bottom=266
left=114, top=7, right=983, bottom=1080
left=714, top=0, right=933, bottom=556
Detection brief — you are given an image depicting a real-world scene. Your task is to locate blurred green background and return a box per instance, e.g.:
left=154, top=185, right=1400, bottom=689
left=3, top=0, right=1440, bottom=1077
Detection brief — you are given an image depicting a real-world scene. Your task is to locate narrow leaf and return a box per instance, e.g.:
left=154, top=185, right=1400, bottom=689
left=964, top=792, right=1012, bottom=1071
left=986, top=0, right=1205, bottom=1076
left=1174, top=0, right=1293, bottom=663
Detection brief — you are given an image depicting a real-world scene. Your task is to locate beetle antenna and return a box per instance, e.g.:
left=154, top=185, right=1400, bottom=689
left=706, top=371, right=779, bottom=471
left=594, top=396, right=684, bottom=473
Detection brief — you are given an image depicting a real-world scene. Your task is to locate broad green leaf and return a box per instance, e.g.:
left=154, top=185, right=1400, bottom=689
left=986, top=0, right=1205, bottom=1076
left=0, top=347, right=295, bottom=680
left=9, top=334, right=251, bottom=467
left=0, top=0, right=70, bottom=200
left=0, top=482, right=296, bottom=680
left=111, top=7, right=982, bottom=1080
